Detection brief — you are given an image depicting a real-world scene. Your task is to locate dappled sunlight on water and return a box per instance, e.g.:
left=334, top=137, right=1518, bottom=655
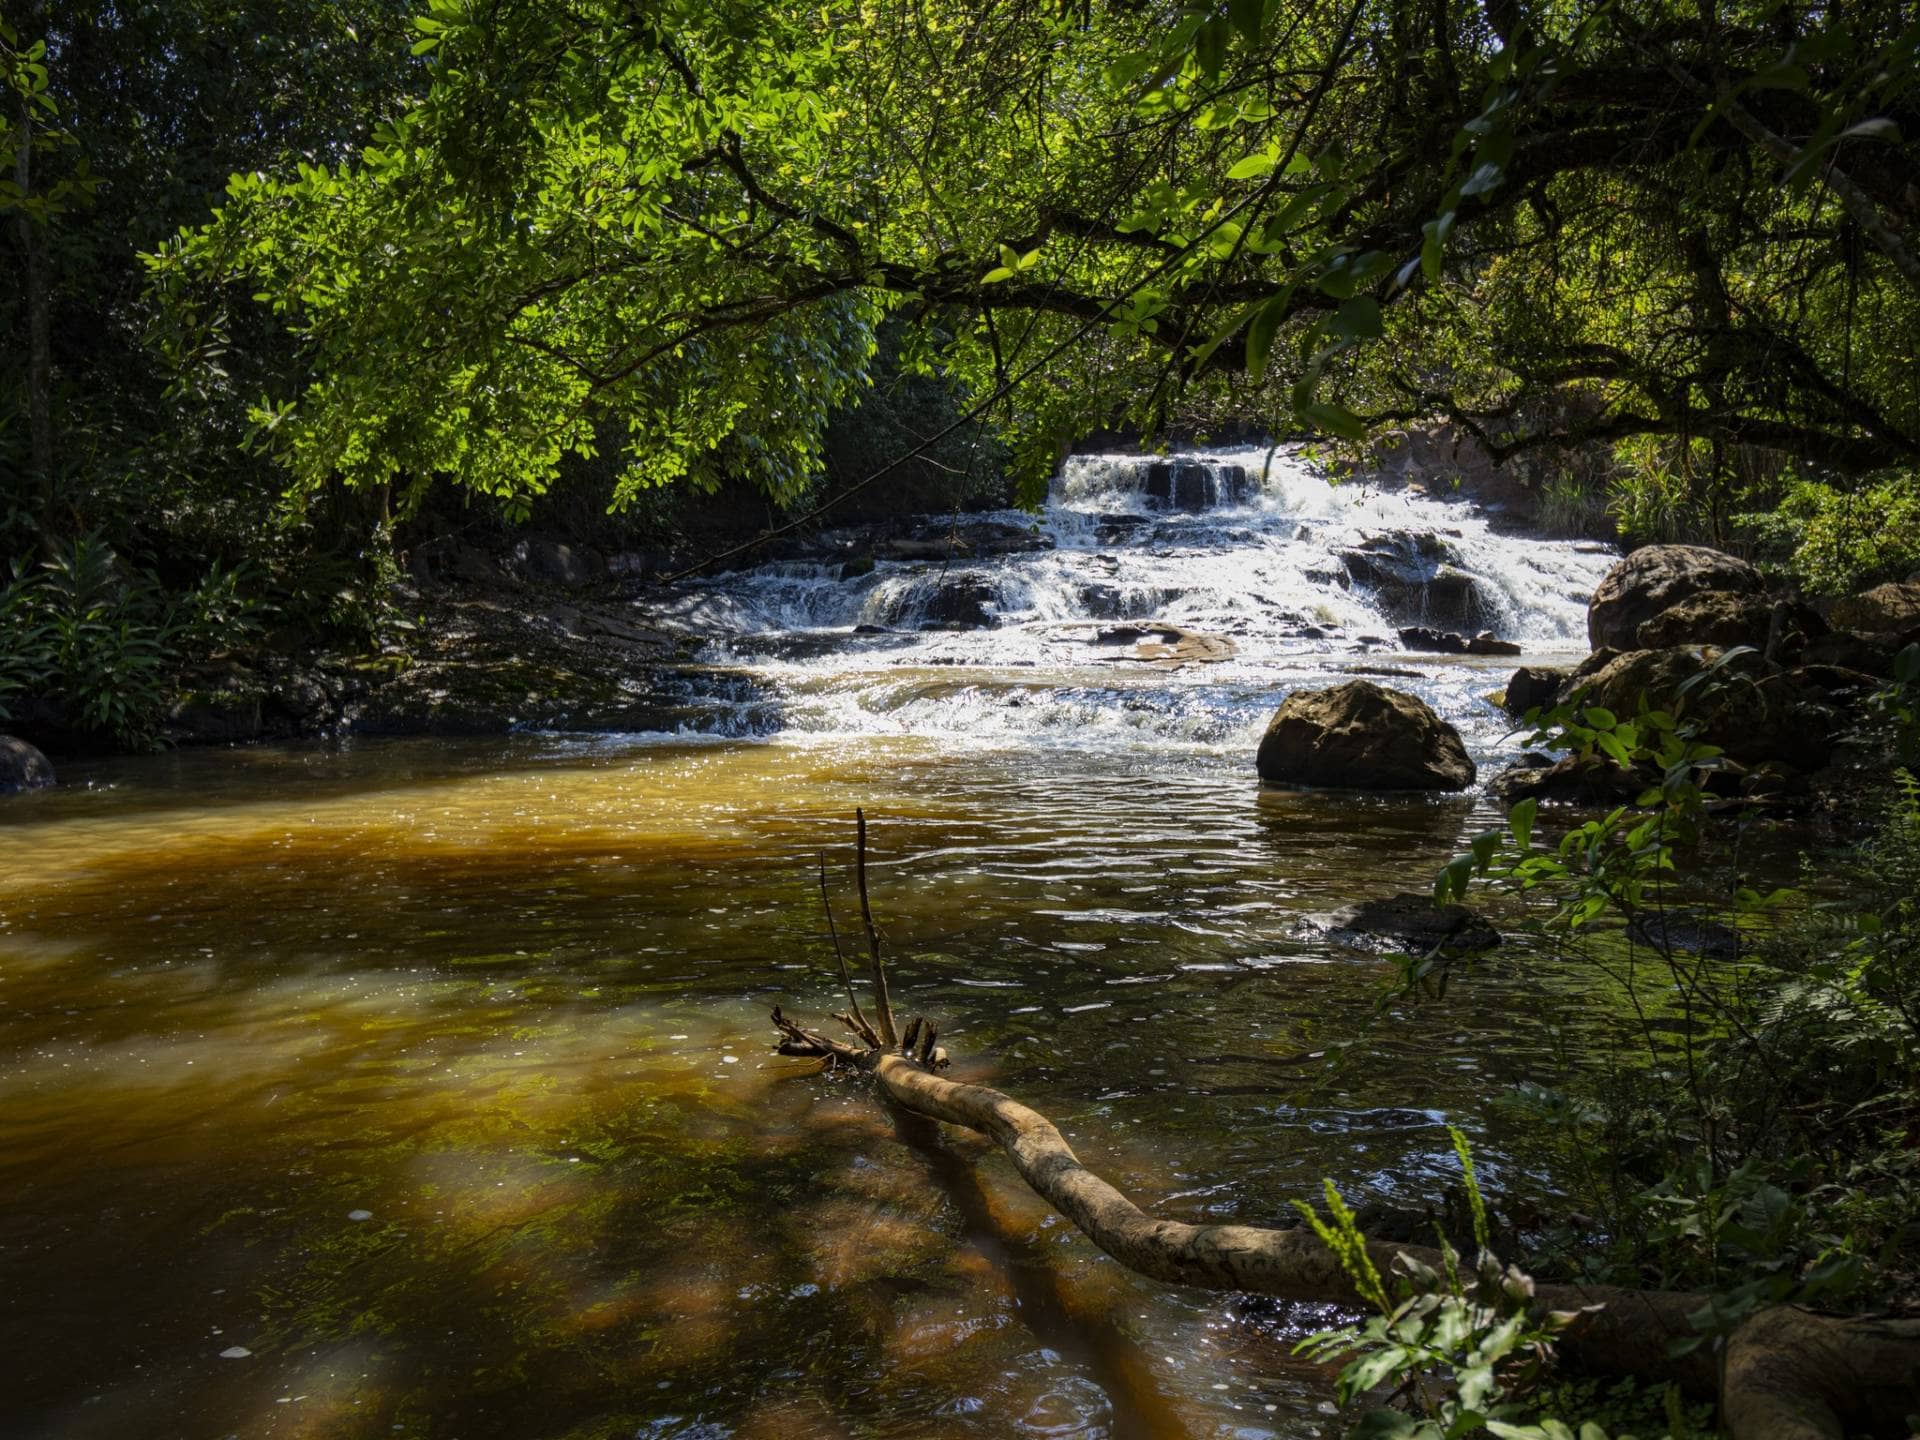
left=1, top=733, right=1648, bottom=1438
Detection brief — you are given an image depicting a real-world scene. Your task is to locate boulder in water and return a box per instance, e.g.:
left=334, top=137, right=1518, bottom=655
left=1256, top=680, right=1476, bottom=791
left=919, top=573, right=998, bottom=629
left=1587, top=545, right=1762, bottom=649
left=1344, top=535, right=1501, bottom=632
left=863, top=571, right=1000, bottom=630
left=1574, top=646, right=1833, bottom=766
left=1502, top=665, right=1566, bottom=718
left=1398, top=626, right=1470, bottom=653
left=1467, top=633, right=1522, bottom=656
left=1, top=735, right=55, bottom=795
left=1326, top=892, right=1501, bottom=954
left=1400, top=627, right=1522, bottom=656
left=1491, top=752, right=1652, bottom=806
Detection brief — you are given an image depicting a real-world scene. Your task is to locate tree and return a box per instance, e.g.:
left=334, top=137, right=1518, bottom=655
left=1, top=0, right=418, bottom=563
left=149, top=0, right=1918, bottom=524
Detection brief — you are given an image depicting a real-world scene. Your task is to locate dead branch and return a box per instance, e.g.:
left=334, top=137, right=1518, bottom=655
left=854, top=807, right=898, bottom=1046
left=770, top=815, right=1920, bottom=1440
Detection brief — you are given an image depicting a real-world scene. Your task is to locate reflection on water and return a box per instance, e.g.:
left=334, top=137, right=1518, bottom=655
left=0, top=733, right=1638, bottom=1439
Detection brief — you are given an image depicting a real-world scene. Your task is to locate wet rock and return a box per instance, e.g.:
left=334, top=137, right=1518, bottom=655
left=1325, top=892, right=1501, bottom=954
left=1627, top=910, right=1740, bottom=959
left=920, top=573, right=998, bottom=629
left=839, top=553, right=876, bottom=580
left=0, top=735, right=55, bottom=794
left=1088, top=624, right=1235, bottom=667
left=1077, top=582, right=1182, bottom=619
left=1467, top=633, right=1522, bottom=656
left=1398, top=626, right=1471, bottom=653
left=863, top=571, right=1000, bottom=630
left=1144, top=459, right=1247, bottom=510
left=508, top=537, right=609, bottom=590
left=1502, top=665, right=1566, bottom=718
left=1830, top=580, right=1920, bottom=637
left=1256, top=680, right=1476, bottom=791
left=1343, top=535, right=1501, bottom=632
left=1587, top=545, right=1763, bottom=650
left=1492, top=752, right=1652, bottom=806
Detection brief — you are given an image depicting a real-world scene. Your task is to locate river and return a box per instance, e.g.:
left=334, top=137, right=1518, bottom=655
left=1, top=449, right=1626, bottom=1439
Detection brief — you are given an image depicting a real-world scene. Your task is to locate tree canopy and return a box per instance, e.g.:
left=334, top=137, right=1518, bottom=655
left=137, top=0, right=1918, bottom=521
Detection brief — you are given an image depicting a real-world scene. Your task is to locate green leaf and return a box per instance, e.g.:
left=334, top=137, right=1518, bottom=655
left=1329, top=295, right=1382, bottom=340
left=1460, top=161, right=1503, bottom=197
left=1245, top=293, right=1288, bottom=383
left=1227, top=153, right=1277, bottom=180
left=1297, top=399, right=1367, bottom=440
left=1229, top=0, right=1266, bottom=44
left=981, top=266, right=1015, bottom=283
left=1509, top=796, right=1538, bottom=849
left=1194, top=15, right=1229, bottom=78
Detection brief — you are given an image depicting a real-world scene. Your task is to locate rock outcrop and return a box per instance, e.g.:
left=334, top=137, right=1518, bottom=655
left=1343, top=532, right=1502, bottom=634
left=1257, top=680, right=1476, bottom=791
left=1831, top=581, right=1920, bottom=638
left=1634, top=590, right=1822, bottom=654
left=1588, top=545, right=1763, bottom=650
left=0, top=735, right=55, bottom=795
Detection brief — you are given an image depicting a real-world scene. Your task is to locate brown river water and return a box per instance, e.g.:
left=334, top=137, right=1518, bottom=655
left=1, top=728, right=1644, bottom=1440
left=3, top=451, right=1652, bottom=1439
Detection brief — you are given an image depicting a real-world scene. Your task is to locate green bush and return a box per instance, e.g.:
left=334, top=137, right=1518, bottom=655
left=1737, top=471, right=1920, bottom=596
left=0, top=535, right=259, bottom=748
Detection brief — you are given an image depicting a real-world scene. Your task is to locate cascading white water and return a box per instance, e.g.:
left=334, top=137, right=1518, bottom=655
left=652, top=446, right=1616, bottom=761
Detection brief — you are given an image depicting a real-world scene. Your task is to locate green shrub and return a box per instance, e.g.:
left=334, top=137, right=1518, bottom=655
left=0, top=534, right=260, bottom=748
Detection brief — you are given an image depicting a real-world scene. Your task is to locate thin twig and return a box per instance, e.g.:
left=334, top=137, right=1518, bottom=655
left=855, top=808, right=898, bottom=1046
left=818, top=850, right=876, bottom=1045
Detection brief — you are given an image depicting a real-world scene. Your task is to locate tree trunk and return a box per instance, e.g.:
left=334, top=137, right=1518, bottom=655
left=770, top=1013, right=1920, bottom=1440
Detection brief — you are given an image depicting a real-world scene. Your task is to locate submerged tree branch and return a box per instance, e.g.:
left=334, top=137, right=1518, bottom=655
left=770, top=817, right=1920, bottom=1440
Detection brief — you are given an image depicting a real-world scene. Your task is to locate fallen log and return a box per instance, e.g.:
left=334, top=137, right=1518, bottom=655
left=770, top=821, right=1920, bottom=1440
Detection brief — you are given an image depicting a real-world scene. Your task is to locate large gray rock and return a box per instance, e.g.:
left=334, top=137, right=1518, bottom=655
left=1634, top=590, right=1823, bottom=653
left=1574, top=646, right=1833, bottom=767
left=1831, top=581, right=1920, bottom=637
left=1588, top=545, right=1762, bottom=650
left=0, top=735, right=54, bottom=794
left=1257, top=680, right=1476, bottom=791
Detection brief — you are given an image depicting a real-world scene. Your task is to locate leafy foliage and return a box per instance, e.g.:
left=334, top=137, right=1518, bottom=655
left=0, top=536, right=259, bottom=748
left=1298, top=1130, right=1627, bottom=1438
left=1421, top=653, right=1920, bottom=1357
left=138, top=0, right=1920, bottom=522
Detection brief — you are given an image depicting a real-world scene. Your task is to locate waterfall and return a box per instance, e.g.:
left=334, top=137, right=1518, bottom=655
left=649, top=445, right=1616, bottom=755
